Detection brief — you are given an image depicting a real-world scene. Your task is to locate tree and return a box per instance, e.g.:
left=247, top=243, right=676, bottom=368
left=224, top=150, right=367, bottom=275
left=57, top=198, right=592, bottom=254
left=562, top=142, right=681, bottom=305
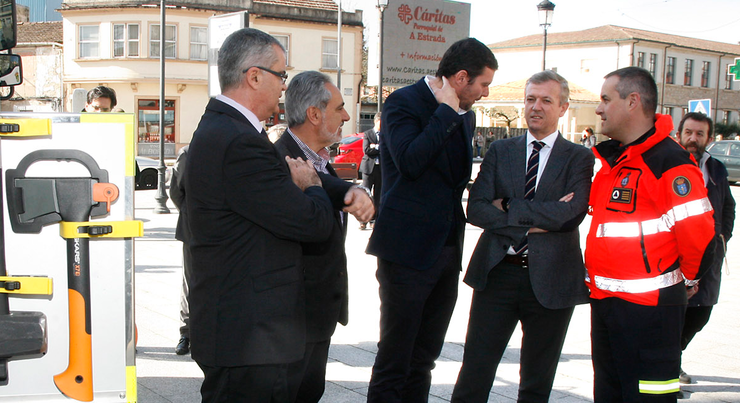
left=479, top=106, right=520, bottom=128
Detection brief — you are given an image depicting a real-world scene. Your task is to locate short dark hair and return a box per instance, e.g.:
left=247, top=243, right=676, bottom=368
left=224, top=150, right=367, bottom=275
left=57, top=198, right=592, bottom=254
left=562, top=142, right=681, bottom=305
left=604, top=67, right=657, bottom=117
left=584, top=127, right=594, bottom=135
left=436, top=38, right=498, bottom=82
left=678, top=112, right=714, bottom=139
left=87, top=86, right=117, bottom=108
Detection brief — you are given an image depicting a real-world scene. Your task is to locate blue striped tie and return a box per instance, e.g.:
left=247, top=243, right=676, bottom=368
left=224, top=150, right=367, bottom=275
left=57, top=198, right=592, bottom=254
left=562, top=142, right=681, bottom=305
left=513, top=141, right=545, bottom=255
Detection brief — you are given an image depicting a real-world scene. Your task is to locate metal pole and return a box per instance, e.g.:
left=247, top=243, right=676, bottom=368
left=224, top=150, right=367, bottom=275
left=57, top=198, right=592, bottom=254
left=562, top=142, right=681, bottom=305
left=378, top=6, right=384, bottom=113
left=336, top=0, right=342, bottom=89
left=154, top=0, right=170, bottom=214
left=542, top=27, right=548, bottom=71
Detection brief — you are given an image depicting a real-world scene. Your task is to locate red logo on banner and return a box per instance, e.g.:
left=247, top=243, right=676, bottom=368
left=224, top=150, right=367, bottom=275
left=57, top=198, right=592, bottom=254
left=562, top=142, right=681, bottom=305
left=398, top=4, right=413, bottom=24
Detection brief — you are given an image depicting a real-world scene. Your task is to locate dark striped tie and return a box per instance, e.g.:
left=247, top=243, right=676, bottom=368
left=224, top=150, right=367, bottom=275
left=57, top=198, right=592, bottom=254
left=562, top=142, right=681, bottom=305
left=513, top=140, right=545, bottom=255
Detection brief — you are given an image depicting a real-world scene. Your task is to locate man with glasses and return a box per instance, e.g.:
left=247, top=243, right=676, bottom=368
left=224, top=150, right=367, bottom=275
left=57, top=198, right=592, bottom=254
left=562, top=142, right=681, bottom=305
left=185, top=28, right=334, bottom=402
left=84, top=85, right=117, bottom=112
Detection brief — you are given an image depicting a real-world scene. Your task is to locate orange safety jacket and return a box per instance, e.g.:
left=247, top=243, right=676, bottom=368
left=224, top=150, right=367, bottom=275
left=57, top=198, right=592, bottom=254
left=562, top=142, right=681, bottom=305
left=585, top=114, right=715, bottom=306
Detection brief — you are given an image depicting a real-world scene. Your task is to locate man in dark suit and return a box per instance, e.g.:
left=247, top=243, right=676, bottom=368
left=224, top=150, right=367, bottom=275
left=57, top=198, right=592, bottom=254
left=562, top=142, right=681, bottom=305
left=169, top=145, right=192, bottom=356
left=359, top=112, right=382, bottom=229
left=275, top=71, right=374, bottom=403
left=185, top=28, right=335, bottom=403
left=452, top=70, right=594, bottom=402
left=676, top=112, right=735, bottom=394
left=365, top=38, right=498, bottom=402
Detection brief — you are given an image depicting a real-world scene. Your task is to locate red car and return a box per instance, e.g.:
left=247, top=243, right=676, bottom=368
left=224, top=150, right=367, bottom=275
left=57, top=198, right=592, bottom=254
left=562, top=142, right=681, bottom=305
left=333, top=132, right=365, bottom=178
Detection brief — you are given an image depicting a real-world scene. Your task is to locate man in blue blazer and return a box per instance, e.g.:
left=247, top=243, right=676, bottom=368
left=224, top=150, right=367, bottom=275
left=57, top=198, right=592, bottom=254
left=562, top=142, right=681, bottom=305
left=185, top=29, right=335, bottom=402
left=452, top=71, right=593, bottom=402
left=365, top=38, right=498, bottom=402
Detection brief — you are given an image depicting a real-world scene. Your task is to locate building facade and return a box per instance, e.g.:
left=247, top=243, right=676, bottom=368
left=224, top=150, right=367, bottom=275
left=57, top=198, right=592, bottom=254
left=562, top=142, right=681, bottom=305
left=488, top=25, right=740, bottom=134
left=58, top=0, right=363, bottom=157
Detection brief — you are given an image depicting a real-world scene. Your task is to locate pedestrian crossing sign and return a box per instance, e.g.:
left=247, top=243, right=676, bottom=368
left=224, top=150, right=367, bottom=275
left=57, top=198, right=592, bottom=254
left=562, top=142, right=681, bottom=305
left=688, top=99, right=711, bottom=116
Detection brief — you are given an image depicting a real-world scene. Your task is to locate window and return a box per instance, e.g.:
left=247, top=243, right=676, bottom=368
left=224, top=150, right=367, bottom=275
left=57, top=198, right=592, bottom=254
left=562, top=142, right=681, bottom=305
left=636, top=52, right=645, bottom=68
left=138, top=99, right=176, bottom=144
left=726, top=67, right=733, bottom=90
left=113, top=23, right=139, bottom=58
left=150, top=24, right=177, bottom=58
left=322, top=38, right=338, bottom=70
left=190, top=26, right=207, bottom=60
left=79, top=25, right=100, bottom=58
left=580, top=59, right=596, bottom=74
left=701, top=61, right=711, bottom=88
left=649, top=53, right=657, bottom=77
left=273, top=34, right=290, bottom=65
left=684, top=59, right=694, bottom=86
left=730, top=142, right=740, bottom=157
left=724, top=110, right=731, bottom=125
left=666, top=57, right=676, bottom=84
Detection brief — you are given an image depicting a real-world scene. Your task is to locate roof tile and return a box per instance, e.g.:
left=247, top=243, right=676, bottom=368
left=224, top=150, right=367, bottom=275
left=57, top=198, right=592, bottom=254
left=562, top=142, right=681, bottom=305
left=17, top=21, right=63, bottom=44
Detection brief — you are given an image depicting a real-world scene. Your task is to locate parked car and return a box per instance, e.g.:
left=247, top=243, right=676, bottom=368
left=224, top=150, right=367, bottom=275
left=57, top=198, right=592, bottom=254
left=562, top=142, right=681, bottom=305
left=333, top=132, right=365, bottom=178
left=706, top=140, right=740, bottom=184
left=135, top=156, right=171, bottom=190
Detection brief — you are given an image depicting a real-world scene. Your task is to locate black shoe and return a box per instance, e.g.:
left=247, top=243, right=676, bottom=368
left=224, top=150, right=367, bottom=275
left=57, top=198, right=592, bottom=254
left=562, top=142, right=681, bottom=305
left=175, top=336, right=190, bottom=355
left=677, top=390, right=687, bottom=399
left=679, top=368, right=692, bottom=384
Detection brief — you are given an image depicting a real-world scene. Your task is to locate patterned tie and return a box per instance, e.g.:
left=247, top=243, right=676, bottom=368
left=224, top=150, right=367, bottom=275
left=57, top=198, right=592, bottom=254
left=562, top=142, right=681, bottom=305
left=513, top=141, right=545, bottom=255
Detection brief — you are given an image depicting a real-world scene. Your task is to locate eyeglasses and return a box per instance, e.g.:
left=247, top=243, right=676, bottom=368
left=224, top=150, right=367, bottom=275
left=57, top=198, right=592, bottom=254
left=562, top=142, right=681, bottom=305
left=243, top=66, right=288, bottom=83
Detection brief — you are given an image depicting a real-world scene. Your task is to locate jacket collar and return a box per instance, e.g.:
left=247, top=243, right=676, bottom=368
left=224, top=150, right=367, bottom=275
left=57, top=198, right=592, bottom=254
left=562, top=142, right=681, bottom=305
left=594, top=114, right=674, bottom=167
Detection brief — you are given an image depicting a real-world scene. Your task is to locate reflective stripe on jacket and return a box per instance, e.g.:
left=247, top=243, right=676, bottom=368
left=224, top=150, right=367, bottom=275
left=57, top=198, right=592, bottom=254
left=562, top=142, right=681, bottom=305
left=585, top=114, right=715, bottom=306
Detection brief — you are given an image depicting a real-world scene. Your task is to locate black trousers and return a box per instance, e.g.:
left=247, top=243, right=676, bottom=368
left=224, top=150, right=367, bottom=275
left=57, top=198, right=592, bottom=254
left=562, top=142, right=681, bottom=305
left=681, top=306, right=713, bottom=352
left=198, top=362, right=289, bottom=403
left=591, top=298, right=684, bottom=403
left=451, top=261, right=575, bottom=403
left=179, top=243, right=192, bottom=337
left=286, top=339, right=331, bottom=403
left=361, top=167, right=382, bottom=222
left=367, top=246, right=460, bottom=403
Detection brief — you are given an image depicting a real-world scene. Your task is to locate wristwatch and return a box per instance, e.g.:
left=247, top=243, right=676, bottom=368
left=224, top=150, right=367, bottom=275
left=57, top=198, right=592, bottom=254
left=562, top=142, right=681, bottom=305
left=355, top=185, right=373, bottom=199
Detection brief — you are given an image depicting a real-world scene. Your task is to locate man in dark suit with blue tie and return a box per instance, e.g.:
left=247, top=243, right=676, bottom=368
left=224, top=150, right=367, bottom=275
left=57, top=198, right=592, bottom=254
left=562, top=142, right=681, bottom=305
left=452, top=70, right=594, bottom=402
left=185, top=29, right=335, bottom=402
left=275, top=71, right=374, bottom=403
left=365, top=38, right=498, bottom=402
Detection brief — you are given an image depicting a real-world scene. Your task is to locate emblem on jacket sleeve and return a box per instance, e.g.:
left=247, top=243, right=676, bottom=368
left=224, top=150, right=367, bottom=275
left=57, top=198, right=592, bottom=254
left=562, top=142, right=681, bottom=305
left=672, top=176, right=691, bottom=197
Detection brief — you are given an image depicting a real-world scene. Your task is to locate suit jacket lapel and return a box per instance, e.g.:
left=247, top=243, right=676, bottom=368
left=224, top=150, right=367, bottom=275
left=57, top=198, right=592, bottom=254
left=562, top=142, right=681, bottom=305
left=509, top=135, right=528, bottom=198
left=535, top=133, right=570, bottom=200
left=461, top=111, right=474, bottom=184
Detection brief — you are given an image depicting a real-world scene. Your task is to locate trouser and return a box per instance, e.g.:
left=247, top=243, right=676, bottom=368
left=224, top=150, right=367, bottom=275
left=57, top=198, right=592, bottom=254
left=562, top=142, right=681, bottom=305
left=179, top=243, right=192, bottom=338
left=286, top=339, right=331, bottom=403
left=451, top=261, right=574, bottom=403
left=361, top=167, right=382, bottom=222
left=591, top=298, right=684, bottom=402
left=681, top=306, right=713, bottom=352
left=366, top=246, right=460, bottom=403
left=198, top=362, right=289, bottom=403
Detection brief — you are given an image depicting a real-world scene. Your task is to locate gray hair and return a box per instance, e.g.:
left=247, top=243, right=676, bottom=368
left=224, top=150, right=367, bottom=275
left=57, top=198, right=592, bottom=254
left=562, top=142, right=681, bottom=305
left=285, top=71, right=333, bottom=127
left=526, top=70, right=570, bottom=106
left=218, top=28, right=284, bottom=93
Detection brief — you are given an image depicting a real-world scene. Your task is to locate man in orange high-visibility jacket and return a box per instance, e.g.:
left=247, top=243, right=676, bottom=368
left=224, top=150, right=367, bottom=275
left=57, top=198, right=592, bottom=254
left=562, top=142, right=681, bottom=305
left=586, top=67, right=715, bottom=403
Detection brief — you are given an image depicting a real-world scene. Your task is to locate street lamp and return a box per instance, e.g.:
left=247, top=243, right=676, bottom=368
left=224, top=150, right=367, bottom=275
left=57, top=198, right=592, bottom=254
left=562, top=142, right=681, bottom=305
left=377, top=0, right=388, bottom=113
left=537, top=0, right=555, bottom=71
left=154, top=0, right=170, bottom=214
